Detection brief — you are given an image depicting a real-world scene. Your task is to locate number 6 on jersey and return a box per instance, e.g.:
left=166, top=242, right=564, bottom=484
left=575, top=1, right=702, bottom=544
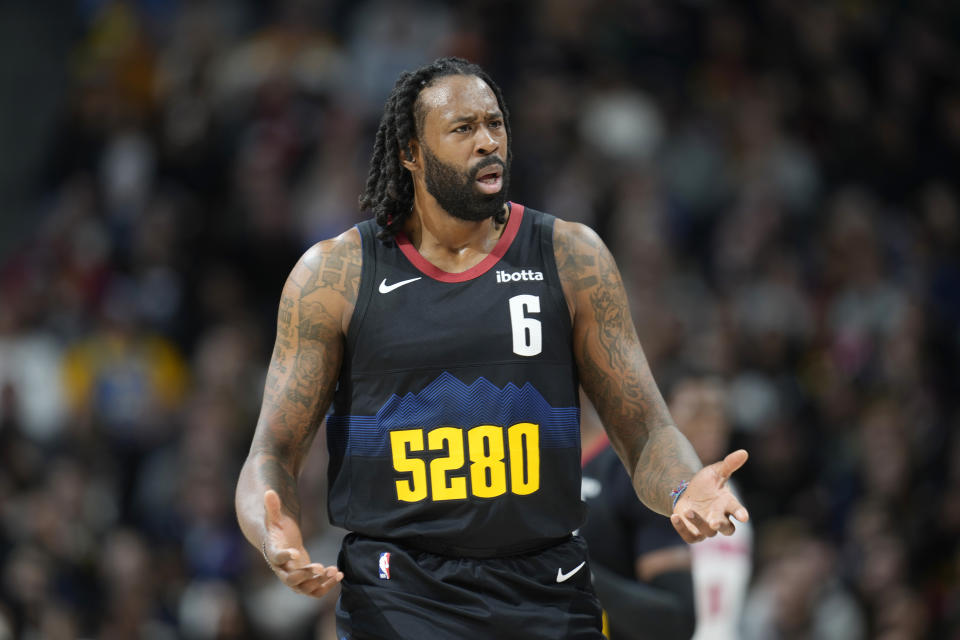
left=509, top=295, right=541, bottom=356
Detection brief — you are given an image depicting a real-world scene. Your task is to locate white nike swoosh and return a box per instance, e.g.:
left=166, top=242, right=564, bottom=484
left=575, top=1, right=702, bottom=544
left=556, top=561, right=586, bottom=583
left=378, top=277, right=422, bottom=294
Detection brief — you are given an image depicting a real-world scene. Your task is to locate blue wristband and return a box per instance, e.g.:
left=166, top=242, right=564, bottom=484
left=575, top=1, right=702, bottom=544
left=670, top=480, right=689, bottom=511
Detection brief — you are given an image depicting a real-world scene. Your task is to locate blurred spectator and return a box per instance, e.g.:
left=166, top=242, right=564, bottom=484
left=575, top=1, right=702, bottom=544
left=742, top=521, right=866, bottom=640
left=0, top=315, right=67, bottom=443
left=669, top=375, right=753, bottom=640
left=95, top=528, right=176, bottom=639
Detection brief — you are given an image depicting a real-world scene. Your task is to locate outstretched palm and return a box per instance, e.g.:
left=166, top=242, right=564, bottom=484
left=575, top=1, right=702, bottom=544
left=670, top=449, right=750, bottom=543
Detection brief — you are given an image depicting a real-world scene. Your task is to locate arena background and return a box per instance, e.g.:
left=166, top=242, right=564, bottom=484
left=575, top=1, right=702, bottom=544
left=0, top=1, right=958, bottom=638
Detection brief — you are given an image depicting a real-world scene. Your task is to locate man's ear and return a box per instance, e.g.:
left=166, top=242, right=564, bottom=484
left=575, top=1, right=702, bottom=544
left=400, top=139, right=420, bottom=172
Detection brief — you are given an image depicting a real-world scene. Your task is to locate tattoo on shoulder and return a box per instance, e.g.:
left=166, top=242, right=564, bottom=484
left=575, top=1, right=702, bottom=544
left=295, top=231, right=362, bottom=303
left=554, top=224, right=601, bottom=292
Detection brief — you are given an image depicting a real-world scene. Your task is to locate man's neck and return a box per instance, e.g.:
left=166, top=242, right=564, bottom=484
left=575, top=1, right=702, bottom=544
left=403, top=198, right=509, bottom=273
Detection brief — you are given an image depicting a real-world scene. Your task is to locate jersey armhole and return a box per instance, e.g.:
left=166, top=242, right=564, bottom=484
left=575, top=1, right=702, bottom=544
left=538, top=213, right=575, bottom=338
left=344, top=221, right=377, bottom=353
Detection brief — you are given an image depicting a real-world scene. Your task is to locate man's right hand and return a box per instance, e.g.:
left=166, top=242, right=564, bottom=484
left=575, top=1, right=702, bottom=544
left=262, top=489, right=343, bottom=598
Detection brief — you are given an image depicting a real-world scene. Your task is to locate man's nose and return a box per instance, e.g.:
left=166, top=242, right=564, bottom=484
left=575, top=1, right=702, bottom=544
left=475, top=126, right=499, bottom=155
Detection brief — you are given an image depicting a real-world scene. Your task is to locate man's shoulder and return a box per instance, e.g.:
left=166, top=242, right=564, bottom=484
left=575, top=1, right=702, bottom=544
left=287, top=226, right=364, bottom=308
left=548, top=215, right=609, bottom=299
left=301, top=226, right=363, bottom=266
left=551, top=217, right=603, bottom=248
left=514, top=205, right=591, bottom=237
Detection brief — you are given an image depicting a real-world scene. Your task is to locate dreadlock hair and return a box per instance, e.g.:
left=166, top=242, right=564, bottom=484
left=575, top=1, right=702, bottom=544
left=359, top=57, right=512, bottom=243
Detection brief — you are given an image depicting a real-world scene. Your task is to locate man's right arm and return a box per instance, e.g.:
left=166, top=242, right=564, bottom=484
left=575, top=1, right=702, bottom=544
left=235, top=228, right=360, bottom=595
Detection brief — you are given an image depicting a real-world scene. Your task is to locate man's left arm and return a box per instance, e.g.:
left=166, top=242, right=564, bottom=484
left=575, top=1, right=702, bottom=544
left=554, top=220, right=748, bottom=542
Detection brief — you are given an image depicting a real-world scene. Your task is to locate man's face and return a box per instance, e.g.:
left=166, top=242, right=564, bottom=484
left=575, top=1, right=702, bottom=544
left=413, top=75, right=510, bottom=221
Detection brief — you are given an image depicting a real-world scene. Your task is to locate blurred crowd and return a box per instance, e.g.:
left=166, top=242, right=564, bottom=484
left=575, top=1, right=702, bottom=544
left=1, top=0, right=958, bottom=638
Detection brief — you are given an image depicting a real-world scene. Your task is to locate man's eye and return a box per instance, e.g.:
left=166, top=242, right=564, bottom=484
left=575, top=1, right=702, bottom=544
left=489, top=120, right=503, bottom=128
left=454, top=124, right=472, bottom=133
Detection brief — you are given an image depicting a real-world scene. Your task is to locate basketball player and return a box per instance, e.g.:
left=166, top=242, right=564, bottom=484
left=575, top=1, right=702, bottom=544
left=235, top=57, right=749, bottom=639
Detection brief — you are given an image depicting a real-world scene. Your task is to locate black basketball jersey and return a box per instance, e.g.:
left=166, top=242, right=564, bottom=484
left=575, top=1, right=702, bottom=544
left=326, top=204, right=584, bottom=557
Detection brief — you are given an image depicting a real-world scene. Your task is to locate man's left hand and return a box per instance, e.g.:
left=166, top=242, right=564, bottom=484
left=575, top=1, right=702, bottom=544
left=670, top=449, right=750, bottom=543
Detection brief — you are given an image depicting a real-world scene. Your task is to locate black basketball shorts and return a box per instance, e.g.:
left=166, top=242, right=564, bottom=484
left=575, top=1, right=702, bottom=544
left=335, top=533, right=604, bottom=639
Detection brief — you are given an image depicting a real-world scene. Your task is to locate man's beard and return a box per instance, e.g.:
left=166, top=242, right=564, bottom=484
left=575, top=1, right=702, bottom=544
left=421, top=144, right=510, bottom=222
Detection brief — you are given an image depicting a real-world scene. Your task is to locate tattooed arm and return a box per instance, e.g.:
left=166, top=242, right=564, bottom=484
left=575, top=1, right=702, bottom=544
left=554, top=220, right=748, bottom=542
left=235, top=227, right=361, bottom=597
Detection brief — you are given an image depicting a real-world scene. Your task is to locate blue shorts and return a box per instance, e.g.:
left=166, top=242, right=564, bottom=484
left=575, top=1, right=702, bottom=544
left=335, top=533, right=604, bottom=639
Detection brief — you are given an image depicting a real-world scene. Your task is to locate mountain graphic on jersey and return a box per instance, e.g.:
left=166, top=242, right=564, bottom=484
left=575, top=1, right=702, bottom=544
left=327, top=371, right=579, bottom=457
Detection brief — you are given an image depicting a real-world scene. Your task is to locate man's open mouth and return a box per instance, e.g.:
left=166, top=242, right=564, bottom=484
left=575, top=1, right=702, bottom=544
left=475, top=166, right=504, bottom=193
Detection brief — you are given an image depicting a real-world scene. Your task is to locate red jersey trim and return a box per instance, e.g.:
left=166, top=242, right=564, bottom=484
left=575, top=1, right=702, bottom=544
left=581, top=432, right=611, bottom=467
left=395, top=203, right=525, bottom=282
